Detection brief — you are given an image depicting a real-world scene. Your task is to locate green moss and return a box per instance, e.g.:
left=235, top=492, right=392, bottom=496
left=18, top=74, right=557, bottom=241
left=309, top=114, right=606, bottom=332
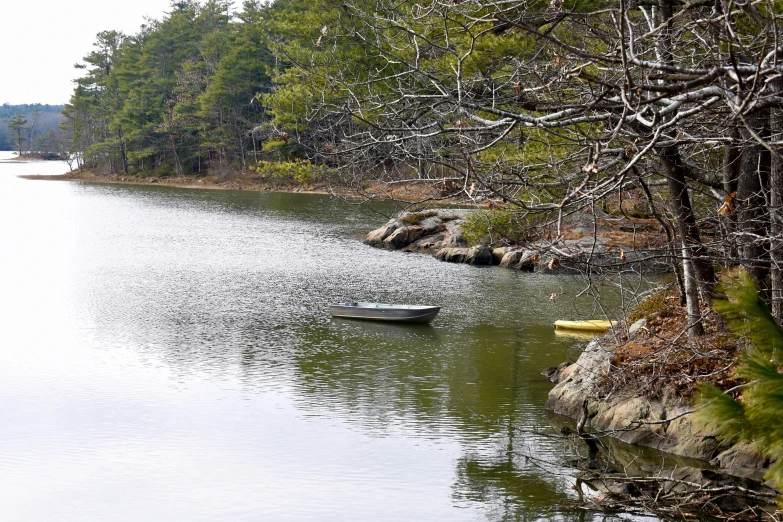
left=400, top=211, right=438, bottom=225
left=628, top=288, right=679, bottom=323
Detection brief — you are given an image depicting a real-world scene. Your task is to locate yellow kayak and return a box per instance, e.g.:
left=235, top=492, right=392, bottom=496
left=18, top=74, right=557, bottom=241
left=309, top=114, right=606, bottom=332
left=554, top=329, right=601, bottom=340
left=555, top=320, right=617, bottom=332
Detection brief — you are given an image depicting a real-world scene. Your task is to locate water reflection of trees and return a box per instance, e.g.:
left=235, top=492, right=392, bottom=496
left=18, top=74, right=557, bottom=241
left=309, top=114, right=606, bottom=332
left=281, top=318, right=598, bottom=519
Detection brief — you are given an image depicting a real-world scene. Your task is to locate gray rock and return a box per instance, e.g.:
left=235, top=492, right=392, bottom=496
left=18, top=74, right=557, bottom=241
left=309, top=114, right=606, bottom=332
left=435, top=246, right=494, bottom=266
left=407, top=234, right=447, bottom=253
left=542, top=362, right=571, bottom=383
left=499, top=249, right=525, bottom=268
left=492, top=247, right=514, bottom=264
left=546, top=339, right=726, bottom=461
left=710, top=442, right=770, bottom=482
left=435, top=247, right=470, bottom=263
left=499, top=249, right=538, bottom=271
left=365, top=224, right=398, bottom=245
left=446, top=231, right=468, bottom=247
left=422, top=224, right=446, bottom=236
left=384, top=226, right=425, bottom=249
left=628, top=318, right=647, bottom=339
left=465, top=246, right=493, bottom=265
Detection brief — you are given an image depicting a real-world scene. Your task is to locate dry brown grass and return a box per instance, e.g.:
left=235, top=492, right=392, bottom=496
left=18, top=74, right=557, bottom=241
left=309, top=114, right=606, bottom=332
left=597, top=293, right=744, bottom=400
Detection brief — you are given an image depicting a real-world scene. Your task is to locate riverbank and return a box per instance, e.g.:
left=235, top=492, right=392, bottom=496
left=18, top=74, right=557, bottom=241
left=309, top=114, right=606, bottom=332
left=19, top=168, right=457, bottom=203
left=545, top=292, right=781, bottom=519
left=365, top=208, right=782, bottom=517
left=19, top=170, right=333, bottom=195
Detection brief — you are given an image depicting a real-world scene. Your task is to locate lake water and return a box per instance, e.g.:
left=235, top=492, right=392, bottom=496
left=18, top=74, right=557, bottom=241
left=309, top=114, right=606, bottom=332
left=0, top=151, right=658, bottom=521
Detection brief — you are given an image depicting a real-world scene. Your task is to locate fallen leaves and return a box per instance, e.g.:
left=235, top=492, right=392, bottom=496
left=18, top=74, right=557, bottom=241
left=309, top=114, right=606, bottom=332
left=717, top=191, right=737, bottom=216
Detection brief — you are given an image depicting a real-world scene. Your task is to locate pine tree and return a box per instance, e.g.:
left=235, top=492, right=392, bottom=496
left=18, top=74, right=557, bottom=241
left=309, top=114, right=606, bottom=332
left=697, top=269, right=783, bottom=499
left=8, top=114, right=28, bottom=156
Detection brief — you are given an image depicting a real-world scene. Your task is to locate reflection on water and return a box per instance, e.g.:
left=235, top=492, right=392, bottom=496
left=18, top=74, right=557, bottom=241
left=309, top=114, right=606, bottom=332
left=0, top=151, right=660, bottom=521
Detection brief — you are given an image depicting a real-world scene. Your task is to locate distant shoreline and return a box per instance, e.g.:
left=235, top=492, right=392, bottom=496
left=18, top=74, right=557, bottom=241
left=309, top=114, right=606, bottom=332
left=18, top=171, right=333, bottom=196
left=18, top=169, right=451, bottom=203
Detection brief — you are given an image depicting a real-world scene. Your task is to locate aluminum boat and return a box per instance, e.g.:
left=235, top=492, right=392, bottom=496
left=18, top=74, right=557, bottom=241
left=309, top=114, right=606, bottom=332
left=330, top=302, right=441, bottom=323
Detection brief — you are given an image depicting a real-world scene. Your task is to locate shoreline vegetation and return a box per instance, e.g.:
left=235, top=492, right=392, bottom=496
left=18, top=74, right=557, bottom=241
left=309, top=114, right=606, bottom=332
left=18, top=165, right=453, bottom=202
left=19, top=169, right=331, bottom=195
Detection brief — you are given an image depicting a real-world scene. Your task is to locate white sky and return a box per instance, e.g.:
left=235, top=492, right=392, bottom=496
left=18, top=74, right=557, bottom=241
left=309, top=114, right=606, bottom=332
left=1, top=0, right=173, bottom=105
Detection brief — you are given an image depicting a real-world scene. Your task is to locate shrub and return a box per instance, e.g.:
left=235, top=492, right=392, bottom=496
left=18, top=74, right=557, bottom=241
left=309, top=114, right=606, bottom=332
left=251, top=159, right=326, bottom=185
left=461, top=209, right=537, bottom=246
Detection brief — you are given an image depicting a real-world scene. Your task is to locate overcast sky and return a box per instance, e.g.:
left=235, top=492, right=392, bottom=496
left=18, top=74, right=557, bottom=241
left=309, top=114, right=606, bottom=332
left=1, top=0, right=174, bottom=105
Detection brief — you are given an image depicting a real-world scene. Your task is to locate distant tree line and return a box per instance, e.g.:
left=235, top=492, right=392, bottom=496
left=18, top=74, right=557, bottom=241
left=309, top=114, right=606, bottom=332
left=0, top=104, right=65, bottom=153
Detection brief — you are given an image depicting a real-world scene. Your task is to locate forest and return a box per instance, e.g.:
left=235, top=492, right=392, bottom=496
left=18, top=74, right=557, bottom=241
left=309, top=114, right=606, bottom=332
left=0, top=104, right=64, bottom=152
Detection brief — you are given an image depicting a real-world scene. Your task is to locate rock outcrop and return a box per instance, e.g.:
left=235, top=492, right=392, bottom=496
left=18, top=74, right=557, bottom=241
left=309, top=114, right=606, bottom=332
left=365, top=207, right=671, bottom=274
left=435, top=246, right=493, bottom=265
left=546, top=339, right=775, bottom=485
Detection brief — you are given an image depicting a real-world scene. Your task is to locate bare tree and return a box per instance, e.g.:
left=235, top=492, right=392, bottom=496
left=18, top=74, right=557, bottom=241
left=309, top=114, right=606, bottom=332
left=269, top=0, right=783, bottom=332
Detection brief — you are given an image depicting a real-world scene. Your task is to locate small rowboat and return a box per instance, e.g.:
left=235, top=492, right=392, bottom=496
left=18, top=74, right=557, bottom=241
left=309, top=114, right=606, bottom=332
left=330, top=302, right=441, bottom=324
left=555, top=319, right=617, bottom=332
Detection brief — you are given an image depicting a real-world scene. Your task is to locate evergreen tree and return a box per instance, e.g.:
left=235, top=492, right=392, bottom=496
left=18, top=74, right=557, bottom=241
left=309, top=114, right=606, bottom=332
left=697, top=270, right=783, bottom=497
left=8, top=114, right=28, bottom=156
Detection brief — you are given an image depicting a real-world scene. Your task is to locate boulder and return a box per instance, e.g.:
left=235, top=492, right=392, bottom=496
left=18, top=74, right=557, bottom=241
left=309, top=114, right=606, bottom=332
left=465, top=246, right=493, bottom=265
left=407, top=233, right=447, bottom=253
left=628, top=318, right=647, bottom=339
left=710, top=442, right=770, bottom=482
left=546, top=340, right=715, bottom=459
left=365, top=224, right=398, bottom=245
left=499, top=249, right=538, bottom=271
left=422, top=224, right=446, bottom=236
left=492, top=247, right=514, bottom=264
left=435, top=247, right=470, bottom=263
left=384, top=226, right=425, bottom=249
left=446, top=231, right=468, bottom=247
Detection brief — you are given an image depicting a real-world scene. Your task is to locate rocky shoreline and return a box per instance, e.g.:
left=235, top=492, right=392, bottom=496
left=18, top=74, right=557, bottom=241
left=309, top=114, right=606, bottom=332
left=365, top=208, right=672, bottom=274
left=367, top=208, right=781, bottom=515
left=545, top=337, right=779, bottom=516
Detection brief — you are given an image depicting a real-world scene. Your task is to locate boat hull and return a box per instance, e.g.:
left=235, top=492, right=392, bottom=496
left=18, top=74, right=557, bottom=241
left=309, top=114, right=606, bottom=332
left=554, top=320, right=616, bottom=332
left=330, top=303, right=441, bottom=324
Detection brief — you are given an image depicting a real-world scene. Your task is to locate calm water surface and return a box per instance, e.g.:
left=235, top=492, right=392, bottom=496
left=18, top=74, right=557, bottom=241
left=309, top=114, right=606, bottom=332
left=0, top=152, right=658, bottom=521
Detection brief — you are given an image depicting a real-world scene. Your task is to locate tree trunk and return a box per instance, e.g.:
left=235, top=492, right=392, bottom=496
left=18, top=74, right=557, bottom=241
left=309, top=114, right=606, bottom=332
left=723, top=126, right=741, bottom=195
left=119, top=126, right=128, bottom=174
left=660, top=145, right=717, bottom=314
left=770, top=81, right=783, bottom=322
left=736, top=113, right=770, bottom=292
left=682, top=243, right=704, bottom=338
